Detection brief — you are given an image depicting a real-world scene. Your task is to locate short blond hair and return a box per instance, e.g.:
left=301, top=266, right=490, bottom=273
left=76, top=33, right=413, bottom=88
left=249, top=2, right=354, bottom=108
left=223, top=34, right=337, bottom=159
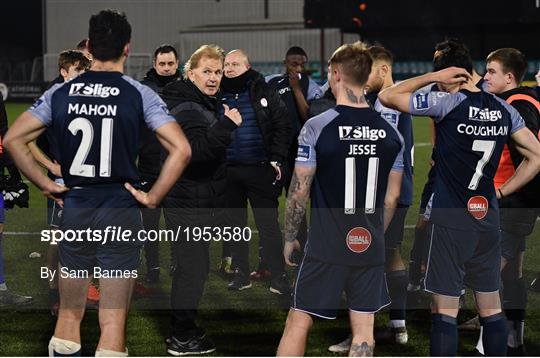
left=183, top=44, right=225, bottom=79
left=329, top=41, right=371, bottom=86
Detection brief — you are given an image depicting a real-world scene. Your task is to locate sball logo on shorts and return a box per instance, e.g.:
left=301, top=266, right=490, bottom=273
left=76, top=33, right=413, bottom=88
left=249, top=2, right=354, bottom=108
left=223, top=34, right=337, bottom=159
left=467, top=195, right=489, bottom=220
left=346, top=227, right=372, bottom=253
left=69, top=83, right=120, bottom=98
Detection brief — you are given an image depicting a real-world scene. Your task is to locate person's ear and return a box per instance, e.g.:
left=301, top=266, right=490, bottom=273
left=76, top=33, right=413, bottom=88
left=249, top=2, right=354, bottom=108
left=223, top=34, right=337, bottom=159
left=187, top=69, right=195, bottom=82
left=123, top=44, right=130, bottom=58
left=506, top=72, right=514, bottom=85
left=380, top=64, right=389, bottom=79
left=60, top=68, right=68, bottom=81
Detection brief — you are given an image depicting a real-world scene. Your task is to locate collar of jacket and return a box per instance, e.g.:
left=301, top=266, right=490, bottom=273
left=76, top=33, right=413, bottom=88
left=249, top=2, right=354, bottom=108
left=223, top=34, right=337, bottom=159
left=220, top=68, right=261, bottom=94
left=162, top=78, right=219, bottom=113
left=143, top=68, right=181, bottom=89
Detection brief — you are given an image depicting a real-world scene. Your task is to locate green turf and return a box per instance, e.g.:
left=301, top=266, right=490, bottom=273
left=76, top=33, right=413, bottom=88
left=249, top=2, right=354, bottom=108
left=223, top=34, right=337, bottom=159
left=0, top=102, right=539, bottom=356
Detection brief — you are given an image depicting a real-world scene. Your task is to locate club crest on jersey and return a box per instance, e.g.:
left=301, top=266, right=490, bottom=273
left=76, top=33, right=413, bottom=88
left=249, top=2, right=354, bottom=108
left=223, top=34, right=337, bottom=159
left=413, top=93, right=430, bottom=110
left=346, top=227, right=372, bottom=253
left=338, top=126, right=386, bottom=141
left=296, top=145, right=311, bottom=161
left=467, top=195, right=489, bottom=220
left=468, top=107, right=502, bottom=121
left=30, top=99, right=43, bottom=109
left=69, top=83, right=120, bottom=98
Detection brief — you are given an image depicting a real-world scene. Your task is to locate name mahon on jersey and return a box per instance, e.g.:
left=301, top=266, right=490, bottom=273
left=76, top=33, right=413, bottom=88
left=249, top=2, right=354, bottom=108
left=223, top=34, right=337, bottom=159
left=69, top=82, right=120, bottom=98
left=68, top=103, right=117, bottom=117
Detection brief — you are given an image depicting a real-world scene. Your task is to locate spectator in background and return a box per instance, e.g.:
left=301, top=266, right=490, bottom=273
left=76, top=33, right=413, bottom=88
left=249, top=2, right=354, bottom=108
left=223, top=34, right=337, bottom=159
left=161, top=44, right=241, bottom=356
left=472, top=47, right=540, bottom=356
left=142, top=44, right=180, bottom=95
left=263, top=46, right=322, bottom=271
left=139, top=44, right=181, bottom=284
left=219, top=49, right=291, bottom=294
left=29, top=50, right=93, bottom=315
left=47, top=39, right=91, bottom=89
left=0, top=96, right=32, bottom=307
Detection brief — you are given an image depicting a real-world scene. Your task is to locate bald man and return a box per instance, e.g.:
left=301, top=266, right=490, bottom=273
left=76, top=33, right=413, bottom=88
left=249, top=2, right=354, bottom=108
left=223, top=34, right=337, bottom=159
left=219, top=49, right=292, bottom=295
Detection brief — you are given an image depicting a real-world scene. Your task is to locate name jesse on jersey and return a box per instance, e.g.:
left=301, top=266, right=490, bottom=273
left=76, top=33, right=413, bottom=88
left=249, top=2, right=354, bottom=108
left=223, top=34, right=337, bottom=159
left=339, top=126, right=384, bottom=156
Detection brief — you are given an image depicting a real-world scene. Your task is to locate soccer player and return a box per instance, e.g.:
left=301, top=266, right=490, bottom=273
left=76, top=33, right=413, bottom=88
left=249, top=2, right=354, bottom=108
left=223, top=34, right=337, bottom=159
left=409, top=39, right=486, bottom=293
left=471, top=47, right=540, bottom=355
left=5, top=9, right=191, bottom=356
left=328, top=45, right=413, bottom=353
left=379, top=49, right=540, bottom=356
left=263, top=47, right=322, bottom=270
left=29, top=49, right=93, bottom=315
left=277, top=42, right=404, bottom=357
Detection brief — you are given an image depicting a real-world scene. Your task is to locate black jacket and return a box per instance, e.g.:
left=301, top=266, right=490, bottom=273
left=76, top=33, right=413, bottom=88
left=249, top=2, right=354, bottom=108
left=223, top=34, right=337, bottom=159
left=497, top=87, right=540, bottom=236
left=141, top=68, right=181, bottom=96
left=220, top=69, right=291, bottom=164
left=161, top=79, right=238, bottom=202
left=138, top=68, right=181, bottom=180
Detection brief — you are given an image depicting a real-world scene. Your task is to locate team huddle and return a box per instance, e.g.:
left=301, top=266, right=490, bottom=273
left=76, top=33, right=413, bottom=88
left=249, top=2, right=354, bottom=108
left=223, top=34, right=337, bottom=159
left=2, top=8, right=540, bottom=357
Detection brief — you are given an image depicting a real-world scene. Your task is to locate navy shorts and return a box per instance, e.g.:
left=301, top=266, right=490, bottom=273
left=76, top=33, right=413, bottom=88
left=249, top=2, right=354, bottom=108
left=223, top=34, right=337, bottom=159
left=59, top=184, right=143, bottom=273
left=292, top=256, right=390, bottom=319
left=47, top=198, right=63, bottom=228
left=385, top=205, right=409, bottom=249
left=500, top=229, right=526, bottom=261
left=424, top=224, right=501, bottom=297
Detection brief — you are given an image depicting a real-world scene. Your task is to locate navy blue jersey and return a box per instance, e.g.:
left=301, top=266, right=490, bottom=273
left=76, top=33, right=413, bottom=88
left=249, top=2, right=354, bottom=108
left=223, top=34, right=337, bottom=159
left=409, top=89, right=525, bottom=231
left=29, top=71, right=174, bottom=188
left=296, top=105, right=404, bottom=266
left=374, top=98, right=414, bottom=206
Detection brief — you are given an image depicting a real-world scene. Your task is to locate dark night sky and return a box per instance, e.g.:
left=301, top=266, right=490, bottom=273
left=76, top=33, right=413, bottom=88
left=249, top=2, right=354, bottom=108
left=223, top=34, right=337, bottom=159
left=0, top=1, right=42, bottom=60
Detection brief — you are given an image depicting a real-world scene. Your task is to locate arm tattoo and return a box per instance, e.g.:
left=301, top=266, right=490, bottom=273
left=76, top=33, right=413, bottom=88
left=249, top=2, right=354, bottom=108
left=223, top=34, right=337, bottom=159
left=349, top=342, right=374, bottom=357
left=284, top=171, right=314, bottom=242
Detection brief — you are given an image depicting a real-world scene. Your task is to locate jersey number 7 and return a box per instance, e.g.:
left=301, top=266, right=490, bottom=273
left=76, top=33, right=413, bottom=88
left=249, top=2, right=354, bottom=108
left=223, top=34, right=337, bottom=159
left=468, top=140, right=495, bottom=190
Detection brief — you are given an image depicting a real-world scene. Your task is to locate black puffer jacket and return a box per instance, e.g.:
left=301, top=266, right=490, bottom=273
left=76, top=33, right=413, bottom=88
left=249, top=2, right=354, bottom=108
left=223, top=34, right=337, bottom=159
left=220, top=69, right=291, bottom=164
left=141, top=68, right=181, bottom=96
left=161, top=79, right=238, bottom=203
left=138, top=68, right=181, bottom=181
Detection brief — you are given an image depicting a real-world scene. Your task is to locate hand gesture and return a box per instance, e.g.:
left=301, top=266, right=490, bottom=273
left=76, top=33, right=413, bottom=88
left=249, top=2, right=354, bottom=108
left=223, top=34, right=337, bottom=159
left=124, top=182, right=158, bottom=208
left=223, top=104, right=242, bottom=126
left=43, top=180, right=69, bottom=207
left=433, top=67, right=472, bottom=86
left=283, top=240, right=301, bottom=266
left=50, top=160, right=62, bottom=178
left=288, top=71, right=301, bottom=89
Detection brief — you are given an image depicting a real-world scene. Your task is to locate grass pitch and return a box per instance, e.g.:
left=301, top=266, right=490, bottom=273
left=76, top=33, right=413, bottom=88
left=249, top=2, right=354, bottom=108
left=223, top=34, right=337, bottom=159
left=0, top=102, right=539, bottom=356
